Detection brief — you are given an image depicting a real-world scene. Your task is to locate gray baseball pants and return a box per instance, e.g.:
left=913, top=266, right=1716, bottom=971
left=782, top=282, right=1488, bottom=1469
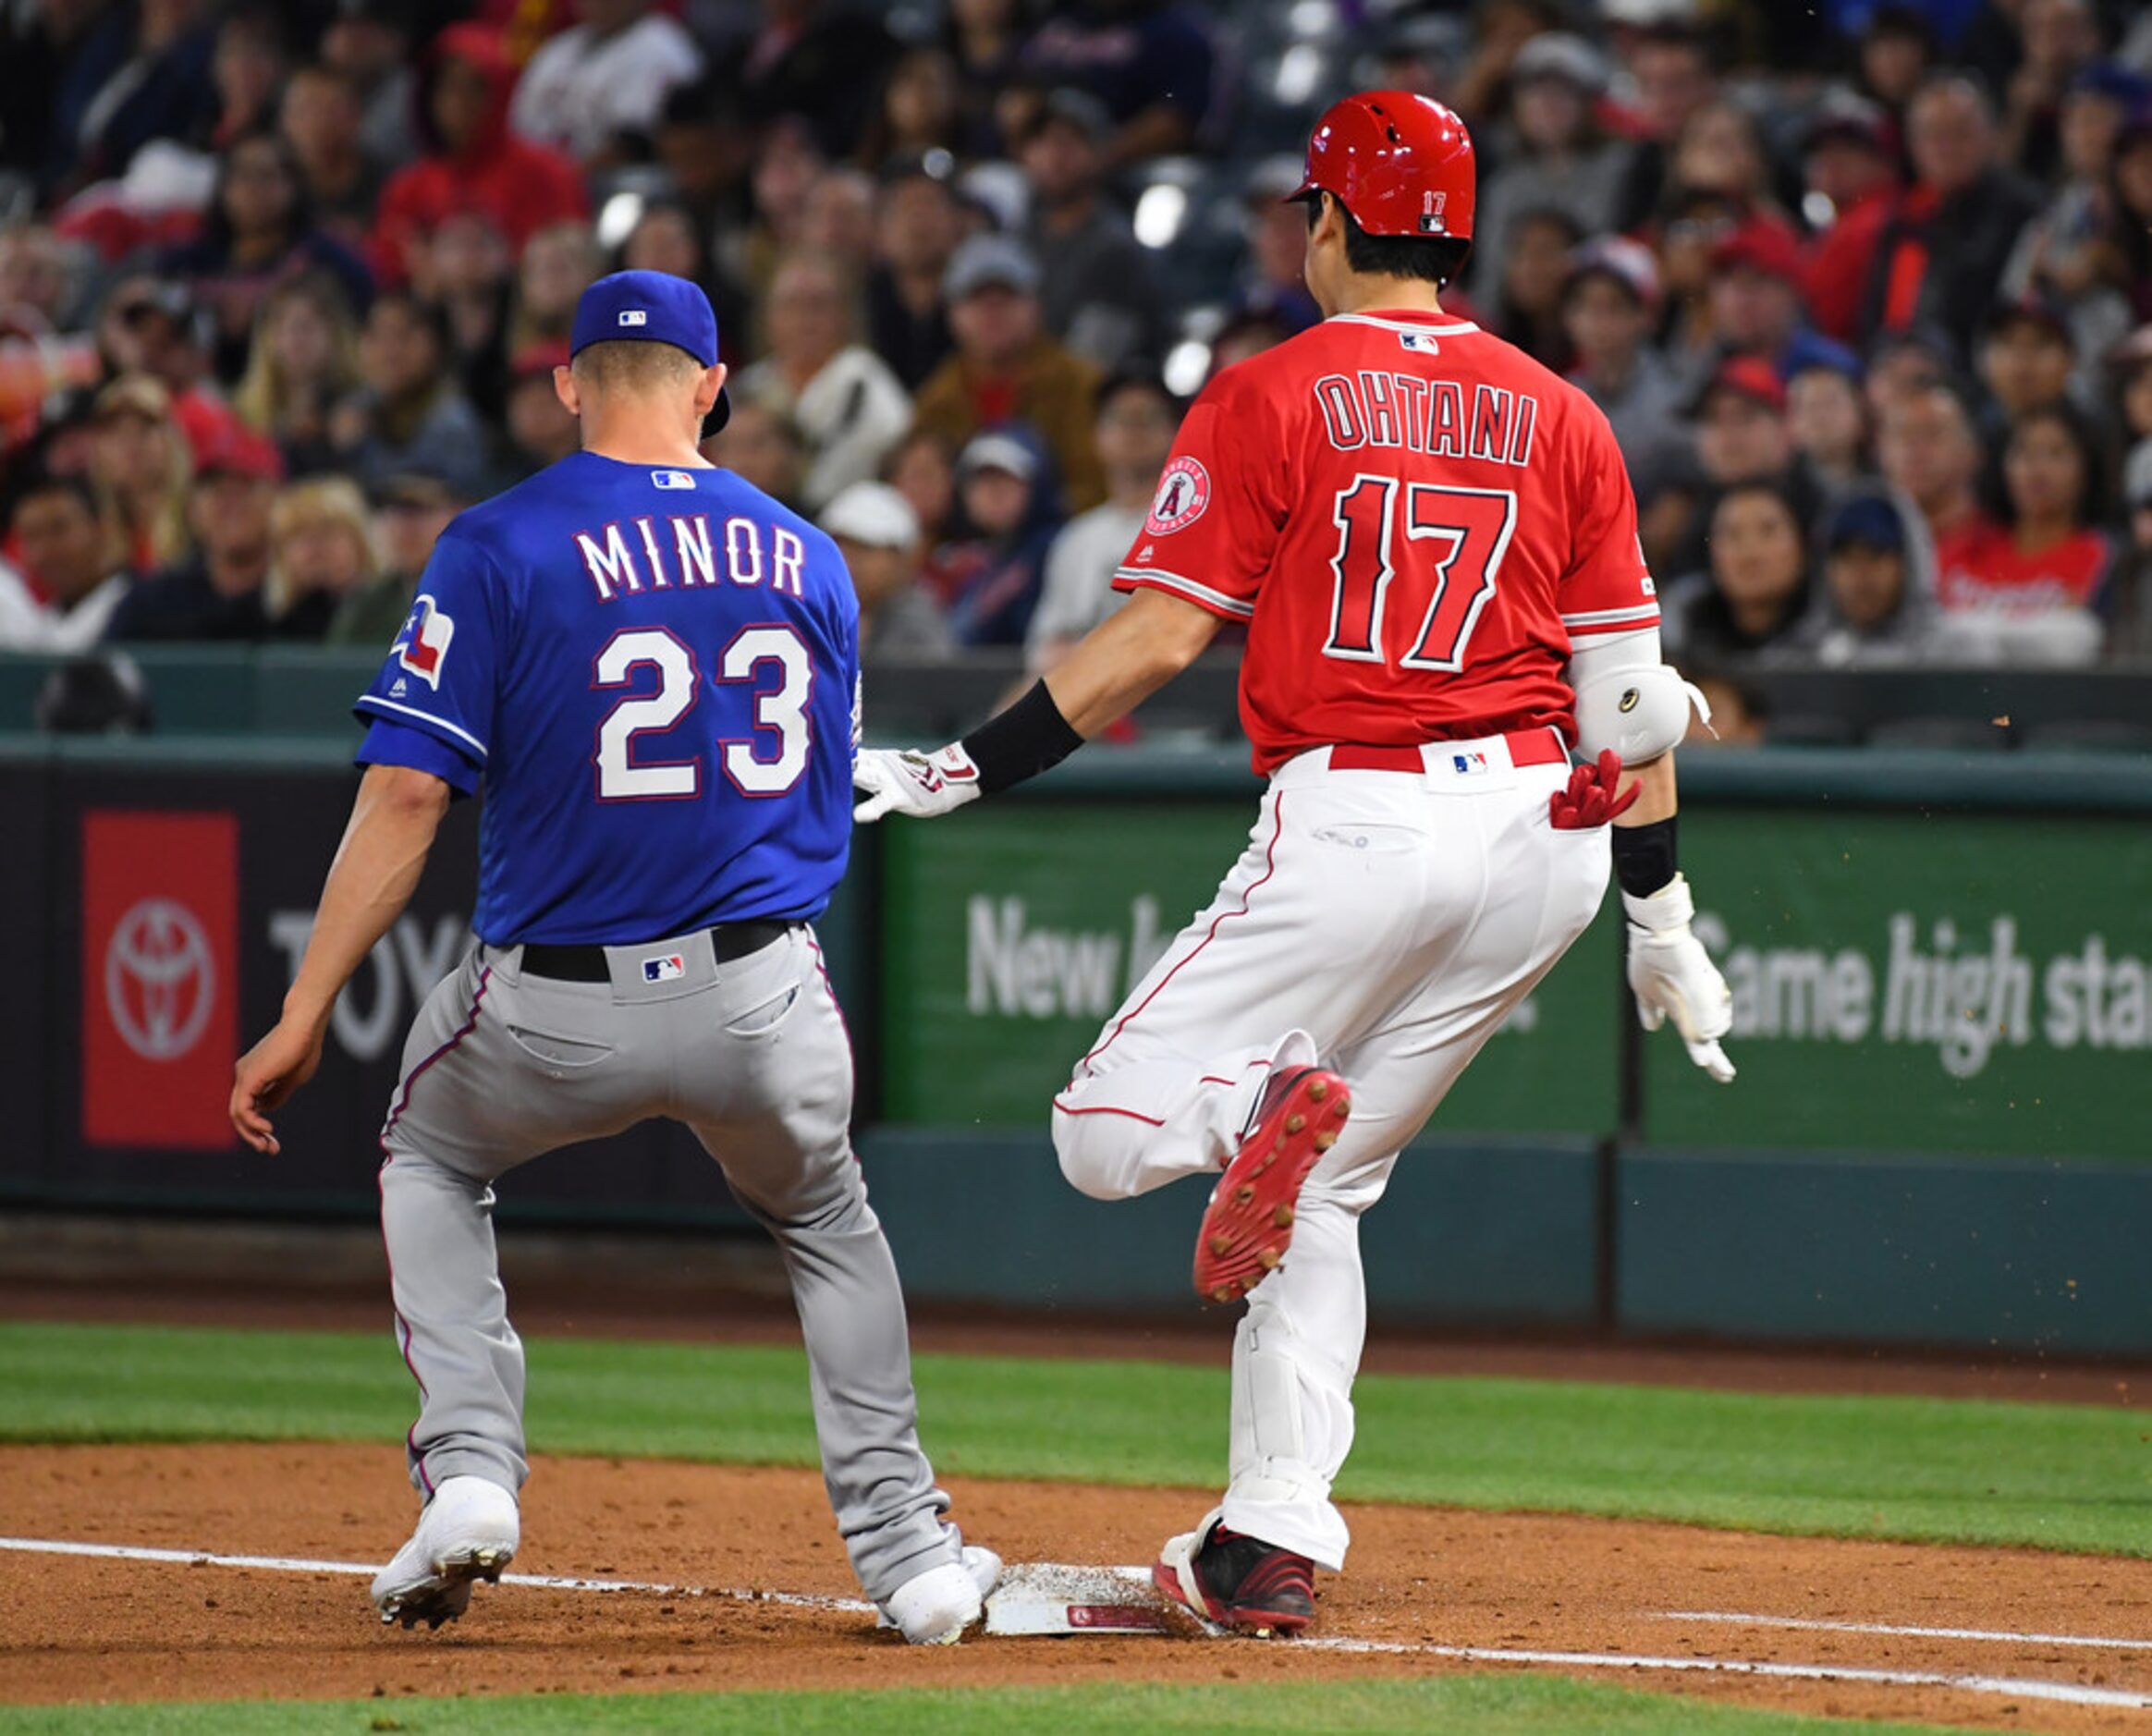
left=375, top=922, right=962, bottom=1604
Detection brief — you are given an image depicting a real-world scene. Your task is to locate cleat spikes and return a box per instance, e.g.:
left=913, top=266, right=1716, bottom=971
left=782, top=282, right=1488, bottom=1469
left=1273, top=1204, right=1294, bottom=1228
left=1308, top=1080, right=1328, bottom=1101
left=1314, top=1131, right=1337, bottom=1151
left=1257, top=1248, right=1281, bottom=1269
left=1284, top=1114, right=1305, bottom=1134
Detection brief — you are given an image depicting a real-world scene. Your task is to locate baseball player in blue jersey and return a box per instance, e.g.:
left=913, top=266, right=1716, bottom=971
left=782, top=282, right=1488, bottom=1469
left=228, top=271, right=998, bottom=1645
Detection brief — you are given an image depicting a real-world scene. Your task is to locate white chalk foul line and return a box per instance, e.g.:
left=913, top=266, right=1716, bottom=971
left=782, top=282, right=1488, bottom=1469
left=1663, top=1608, right=2152, bottom=1653
left=5, top=1535, right=2147, bottom=1710
left=0, top=1536, right=872, bottom=1615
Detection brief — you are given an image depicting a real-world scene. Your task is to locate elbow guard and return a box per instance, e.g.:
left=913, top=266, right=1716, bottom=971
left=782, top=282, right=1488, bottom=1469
left=1571, top=659, right=1710, bottom=765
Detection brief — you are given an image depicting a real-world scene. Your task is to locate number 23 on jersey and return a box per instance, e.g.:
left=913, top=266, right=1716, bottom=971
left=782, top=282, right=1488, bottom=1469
left=592, top=624, right=812, bottom=801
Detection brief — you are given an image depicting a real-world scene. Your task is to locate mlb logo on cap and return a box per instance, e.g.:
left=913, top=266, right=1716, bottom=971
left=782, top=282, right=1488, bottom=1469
left=642, top=954, right=686, bottom=984
left=570, top=269, right=731, bottom=434
left=618, top=309, right=648, bottom=327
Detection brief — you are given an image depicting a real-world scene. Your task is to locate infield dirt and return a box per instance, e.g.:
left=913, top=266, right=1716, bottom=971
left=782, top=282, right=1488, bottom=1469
left=5, top=1441, right=2150, bottom=1733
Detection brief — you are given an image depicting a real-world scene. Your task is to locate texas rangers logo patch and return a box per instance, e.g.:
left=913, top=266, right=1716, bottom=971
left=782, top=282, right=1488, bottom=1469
left=642, top=954, right=686, bottom=984
left=1144, top=457, right=1210, bottom=536
left=392, top=593, right=455, bottom=689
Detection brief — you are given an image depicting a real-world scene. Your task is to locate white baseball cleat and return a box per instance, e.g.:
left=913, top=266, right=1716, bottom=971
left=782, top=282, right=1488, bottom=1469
left=876, top=1544, right=1003, bottom=1644
left=371, top=1475, right=520, bottom=1631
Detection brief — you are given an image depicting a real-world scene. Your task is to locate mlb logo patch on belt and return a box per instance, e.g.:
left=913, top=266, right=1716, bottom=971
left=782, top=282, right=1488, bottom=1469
left=642, top=954, right=686, bottom=984
left=1452, top=752, right=1489, bottom=775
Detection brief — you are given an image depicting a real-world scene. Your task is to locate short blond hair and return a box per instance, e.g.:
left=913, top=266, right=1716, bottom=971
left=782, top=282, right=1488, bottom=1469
left=570, top=339, right=705, bottom=396
left=267, top=476, right=378, bottom=618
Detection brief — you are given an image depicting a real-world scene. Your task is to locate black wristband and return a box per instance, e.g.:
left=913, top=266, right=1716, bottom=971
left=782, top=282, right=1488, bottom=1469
left=960, top=679, right=1087, bottom=796
left=1612, top=815, right=1679, bottom=899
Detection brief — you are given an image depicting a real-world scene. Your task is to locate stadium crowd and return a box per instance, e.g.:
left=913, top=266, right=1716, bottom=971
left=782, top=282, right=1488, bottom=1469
left=3, top=0, right=2152, bottom=733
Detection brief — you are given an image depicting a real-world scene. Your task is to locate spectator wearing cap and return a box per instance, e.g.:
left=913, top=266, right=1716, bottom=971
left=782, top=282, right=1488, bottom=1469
left=1233, top=158, right=1322, bottom=336
left=1019, top=0, right=1222, bottom=168
left=161, top=130, right=375, bottom=385
left=733, top=251, right=912, bottom=514
left=868, top=157, right=967, bottom=391
left=1877, top=381, right=1996, bottom=581
left=819, top=480, right=953, bottom=662
left=2108, top=438, right=2152, bottom=659
left=1854, top=76, right=2043, bottom=354
left=1027, top=368, right=1180, bottom=673
left=280, top=62, right=385, bottom=249
left=91, top=277, right=232, bottom=455
left=321, top=0, right=421, bottom=172
left=708, top=399, right=809, bottom=510
left=330, top=289, right=491, bottom=498
left=1661, top=357, right=1822, bottom=581
left=104, top=425, right=285, bottom=642
left=1469, top=33, right=1632, bottom=301
left=370, top=22, right=589, bottom=287
left=88, top=373, right=193, bottom=574
left=1977, top=296, right=2079, bottom=438
left=232, top=271, right=364, bottom=478
left=510, top=0, right=704, bottom=167
left=1931, top=401, right=2111, bottom=665
left=913, top=234, right=1107, bottom=510
left=498, top=341, right=581, bottom=484
left=1561, top=236, right=1685, bottom=488
left=1792, top=486, right=1941, bottom=667
left=0, top=473, right=132, bottom=653
left=1706, top=219, right=1808, bottom=375
left=1802, top=90, right=1904, bottom=345
left=1999, top=0, right=2104, bottom=180
left=263, top=474, right=379, bottom=638
left=1784, top=336, right=1871, bottom=490
left=1020, top=89, right=1159, bottom=371
left=717, top=0, right=900, bottom=160
left=326, top=469, right=465, bottom=646
left=931, top=427, right=1062, bottom=646
left=1661, top=479, right=1815, bottom=666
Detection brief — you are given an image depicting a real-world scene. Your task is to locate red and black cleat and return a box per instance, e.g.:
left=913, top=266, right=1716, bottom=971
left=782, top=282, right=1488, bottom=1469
left=1192, top=1067, right=1351, bottom=1303
left=1154, top=1516, right=1316, bottom=1635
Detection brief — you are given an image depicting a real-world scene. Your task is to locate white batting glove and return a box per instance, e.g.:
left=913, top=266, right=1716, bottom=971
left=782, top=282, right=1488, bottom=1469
left=853, top=744, right=984, bottom=823
left=1623, top=874, right=1736, bottom=1083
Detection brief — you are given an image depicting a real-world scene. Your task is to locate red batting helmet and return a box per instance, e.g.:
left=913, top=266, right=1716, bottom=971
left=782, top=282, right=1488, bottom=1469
left=1290, top=91, right=1476, bottom=242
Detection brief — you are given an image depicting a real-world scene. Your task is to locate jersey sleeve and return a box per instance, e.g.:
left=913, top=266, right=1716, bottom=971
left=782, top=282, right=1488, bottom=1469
left=1111, top=370, right=1287, bottom=621
left=355, top=716, right=482, bottom=795
left=351, top=532, right=505, bottom=767
left=1559, top=409, right=1663, bottom=644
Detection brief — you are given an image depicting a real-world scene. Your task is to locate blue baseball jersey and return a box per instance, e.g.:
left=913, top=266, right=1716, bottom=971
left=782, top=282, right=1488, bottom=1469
left=354, top=451, right=861, bottom=946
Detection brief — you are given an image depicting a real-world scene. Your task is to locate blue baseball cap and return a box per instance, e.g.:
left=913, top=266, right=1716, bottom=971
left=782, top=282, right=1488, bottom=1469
left=569, top=269, right=730, bottom=434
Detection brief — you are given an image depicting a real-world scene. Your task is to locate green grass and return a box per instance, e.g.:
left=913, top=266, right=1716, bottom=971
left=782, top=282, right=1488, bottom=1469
left=2, top=1321, right=2148, bottom=1556
left=0, top=1679, right=1987, bottom=1735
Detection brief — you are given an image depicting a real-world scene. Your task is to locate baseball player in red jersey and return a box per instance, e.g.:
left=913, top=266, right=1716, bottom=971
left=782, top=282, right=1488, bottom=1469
left=854, top=92, right=1734, bottom=1634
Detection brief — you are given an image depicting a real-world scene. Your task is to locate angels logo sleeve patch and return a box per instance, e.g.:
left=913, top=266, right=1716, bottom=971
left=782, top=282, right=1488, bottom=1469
left=1144, top=456, right=1212, bottom=535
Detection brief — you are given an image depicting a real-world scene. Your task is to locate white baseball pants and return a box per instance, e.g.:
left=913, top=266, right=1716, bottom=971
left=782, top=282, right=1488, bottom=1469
left=1052, top=731, right=1609, bottom=1569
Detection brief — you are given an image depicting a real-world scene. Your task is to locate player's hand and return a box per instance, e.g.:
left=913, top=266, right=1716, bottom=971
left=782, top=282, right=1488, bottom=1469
left=852, top=744, right=984, bottom=823
left=230, top=1016, right=328, bottom=1155
left=1549, top=750, right=1640, bottom=829
left=1622, top=874, right=1736, bottom=1084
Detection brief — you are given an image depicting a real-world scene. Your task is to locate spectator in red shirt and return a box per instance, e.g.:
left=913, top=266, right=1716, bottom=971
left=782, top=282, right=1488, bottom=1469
left=1800, top=92, right=1901, bottom=344
left=1934, top=401, right=2111, bottom=663
left=369, top=23, right=588, bottom=287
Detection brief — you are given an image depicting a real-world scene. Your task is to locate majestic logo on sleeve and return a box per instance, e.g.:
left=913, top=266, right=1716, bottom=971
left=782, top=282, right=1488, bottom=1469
left=392, top=593, right=456, bottom=689
left=1144, top=457, right=1211, bottom=536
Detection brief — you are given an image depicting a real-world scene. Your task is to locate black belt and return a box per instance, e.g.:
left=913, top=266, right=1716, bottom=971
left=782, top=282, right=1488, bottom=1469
left=519, top=919, right=790, bottom=983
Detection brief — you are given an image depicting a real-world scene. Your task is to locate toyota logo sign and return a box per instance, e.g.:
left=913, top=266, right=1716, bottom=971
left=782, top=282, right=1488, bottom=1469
left=104, top=896, right=216, bottom=1062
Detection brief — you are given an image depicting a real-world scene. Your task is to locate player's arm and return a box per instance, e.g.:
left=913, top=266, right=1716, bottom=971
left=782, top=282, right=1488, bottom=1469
left=1566, top=628, right=1733, bottom=1084
left=229, top=764, right=451, bottom=1154
left=853, top=589, right=1220, bottom=819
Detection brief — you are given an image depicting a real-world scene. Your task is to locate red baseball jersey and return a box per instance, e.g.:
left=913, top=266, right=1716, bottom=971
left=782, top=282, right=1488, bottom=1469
left=1113, top=310, right=1660, bottom=774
